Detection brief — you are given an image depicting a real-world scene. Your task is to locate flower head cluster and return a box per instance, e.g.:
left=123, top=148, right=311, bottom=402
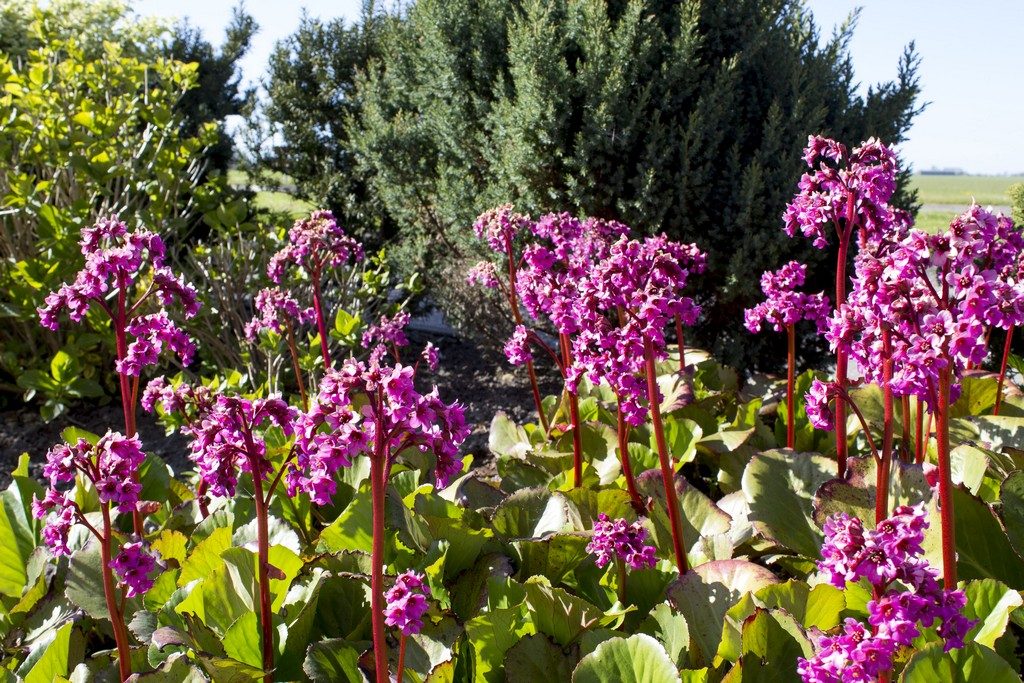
left=825, top=206, right=1024, bottom=407
left=586, top=513, right=657, bottom=570
left=37, top=218, right=200, bottom=375
left=805, top=378, right=837, bottom=431
left=267, top=210, right=364, bottom=283
left=289, top=357, right=470, bottom=505
left=572, top=235, right=706, bottom=424
left=141, top=377, right=214, bottom=418
left=383, top=570, right=431, bottom=636
left=362, top=311, right=411, bottom=352
left=744, top=261, right=830, bottom=334
left=466, top=261, right=499, bottom=289
left=180, top=394, right=299, bottom=499
left=473, top=204, right=531, bottom=254
left=783, top=136, right=900, bottom=248
left=245, top=287, right=313, bottom=341
left=798, top=505, right=975, bottom=682
left=110, top=541, right=157, bottom=598
left=32, top=431, right=155, bottom=593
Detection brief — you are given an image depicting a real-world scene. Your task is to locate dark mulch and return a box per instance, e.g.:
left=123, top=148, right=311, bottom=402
left=0, top=333, right=557, bottom=488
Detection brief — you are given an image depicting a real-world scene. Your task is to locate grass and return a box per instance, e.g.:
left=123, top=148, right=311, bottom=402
left=910, top=174, right=1024, bottom=207
left=227, top=168, right=313, bottom=219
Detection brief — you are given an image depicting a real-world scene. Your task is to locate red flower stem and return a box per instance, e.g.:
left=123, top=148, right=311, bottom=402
left=643, top=335, right=688, bottom=575
left=786, top=324, right=796, bottom=449
left=834, top=199, right=854, bottom=478
left=369, top=392, right=390, bottom=683
left=310, top=266, right=332, bottom=369
left=241, top=425, right=274, bottom=683
left=397, top=634, right=407, bottom=683
left=921, top=405, right=929, bottom=464
left=614, top=392, right=641, bottom=509
left=877, top=332, right=895, bottom=524
left=100, top=503, right=132, bottom=682
left=504, top=236, right=549, bottom=432
left=560, top=333, right=583, bottom=488
left=936, top=366, right=957, bottom=589
left=995, top=326, right=1014, bottom=415
left=675, top=315, right=686, bottom=373
left=112, top=283, right=144, bottom=536
left=285, top=321, right=308, bottom=410
left=901, top=395, right=911, bottom=461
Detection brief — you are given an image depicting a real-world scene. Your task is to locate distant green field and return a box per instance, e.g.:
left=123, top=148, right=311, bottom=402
left=910, top=174, right=1024, bottom=207
left=227, top=168, right=313, bottom=219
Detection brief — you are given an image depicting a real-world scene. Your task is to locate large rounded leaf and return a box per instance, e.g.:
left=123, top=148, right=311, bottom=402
left=572, top=633, right=680, bottom=683
left=742, top=450, right=834, bottom=557
left=900, top=642, right=1019, bottom=682
left=667, top=560, right=778, bottom=665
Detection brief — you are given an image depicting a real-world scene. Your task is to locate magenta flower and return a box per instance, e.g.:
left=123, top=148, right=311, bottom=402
left=289, top=357, right=470, bottom=505
left=783, top=136, right=900, bottom=249
left=473, top=204, right=531, bottom=254
left=37, top=217, right=199, bottom=375
left=466, top=261, right=499, bottom=289
left=383, top=570, right=431, bottom=636
left=362, top=311, right=411, bottom=352
left=421, top=342, right=439, bottom=372
left=805, top=378, right=837, bottom=431
left=744, top=261, right=830, bottom=334
left=110, top=540, right=157, bottom=598
left=245, top=287, right=314, bottom=341
left=267, top=210, right=364, bottom=284
left=798, top=505, right=975, bottom=682
left=586, top=513, right=657, bottom=570
left=503, top=325, right=533, bottom=366
left=183, top=395, right=299, bottom=499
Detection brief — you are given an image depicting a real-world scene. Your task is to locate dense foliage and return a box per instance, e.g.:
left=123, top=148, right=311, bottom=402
left=343, top=0, right=922, bottom=368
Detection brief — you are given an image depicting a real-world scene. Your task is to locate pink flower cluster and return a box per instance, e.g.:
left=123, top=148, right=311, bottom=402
left=744, top=261, right=830, bottom=334
left=110, top=540, right=157, bottom=598
left=362, top=311, right=411, bottom=352
left=586, top=513, right=657, bottom=570
left=267, top=209, right=364, bottom=283
left=473, top=204, right=530, bottom=254
left=805, top=378, right=836, bottom=431
left=465, top=261, right=499, bottom=289
left=798, top=505, right=974, bottom=683
left=32, top=431, right=155, bottom=593
left=245, top=287, right=313, bottom=341
left=573, top=235, right=706, bottom=424
left=289, top=357, right=470, bottom=505
left=783, top=136, right=901, bottom=248
left=383, top=570, right=431, bottom=636
left=824, top=205, right=1024, bottom=407
left=178, top=393, right=299, bottom=499
left=37, top=218, right=200, bottom=375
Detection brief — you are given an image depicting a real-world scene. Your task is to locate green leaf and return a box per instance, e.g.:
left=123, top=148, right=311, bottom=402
left=492, top=488, right=572, bottom=539
left=949, top=487, right=1024, bottom=587
left=464, top=607, right=535, bottom=683
left=503, top=634, right=576, bottom=683
left=179, top=527, right=233, bottom=586
left=667, top=560, right=779, bottom=666
left=524, top=577, right=603, bottom=647
left=318, top=484, right=374, bottom=553
left=20, top=621, right=81, bottom=683
left=999, top=471, right=1024, bottom=553
left=742, top=450, right=835, bottom=557
left=572, top=633, right=680, bottom=683
left=639, top=603, right=689, bottom=668
left=49, top=350, right=78, bottom=382
left=734, top=608, right=812, bottom=682
left=753, top=581, right=845, bottom=631
left=222, top=612, right=263, bottom=670
left=489, top=412, right=533, bottom=458
left=963, top=579, right=1024, bottom=649
left=900, top=642, right=1019, bottom=682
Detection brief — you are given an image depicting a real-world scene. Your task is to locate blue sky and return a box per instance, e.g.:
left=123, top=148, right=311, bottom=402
left=134, top=0, right=1024, bottom=175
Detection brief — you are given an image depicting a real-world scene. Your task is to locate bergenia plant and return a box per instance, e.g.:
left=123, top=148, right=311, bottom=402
left=799, top=505, right=974, bottom=683
left=813, top=205, right=1024, bottom=586
left=361, top=310, right=411, bottom=362
left=245, top=286, right=315, bottom=408
left=38, top=217, right=200, bottom=534
left=268, top=209, right=364, bottom=368
left=288, top=335, right=469, bottom=683
left=145, top=382, right=299, bottom=682
left=577, top=234, right=706, bottom=574
left=469, top=205, right=549, bottom=431
left=33, top=432, right=156, bottom=682
left=784, top=136, right=900, bottom=477
left=744, top=260, right=830, bottom=448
